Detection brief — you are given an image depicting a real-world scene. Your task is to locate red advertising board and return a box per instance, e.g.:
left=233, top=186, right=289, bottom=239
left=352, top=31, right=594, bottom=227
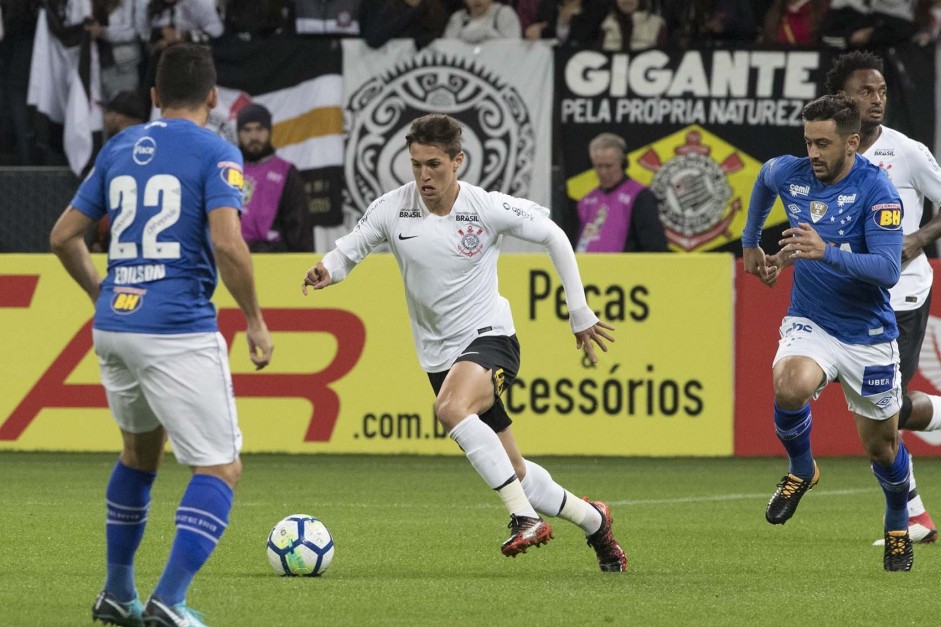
left=734, top=258, right=941, bottom=457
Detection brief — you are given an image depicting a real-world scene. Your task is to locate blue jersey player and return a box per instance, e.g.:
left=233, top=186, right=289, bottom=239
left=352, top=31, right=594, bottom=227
left=50, top=43, right=274, bottom=626
left=742, top=95, right=913, bottom=572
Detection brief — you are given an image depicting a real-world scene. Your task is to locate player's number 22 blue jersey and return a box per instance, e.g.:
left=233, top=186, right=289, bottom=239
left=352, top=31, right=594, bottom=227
left=71, top=118, right=245, bottom=334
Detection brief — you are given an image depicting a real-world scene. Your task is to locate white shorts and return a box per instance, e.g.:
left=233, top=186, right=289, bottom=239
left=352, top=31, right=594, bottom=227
left=773, top=316, right=901, bottom=420
left=94, top=330, right=242, bottom=466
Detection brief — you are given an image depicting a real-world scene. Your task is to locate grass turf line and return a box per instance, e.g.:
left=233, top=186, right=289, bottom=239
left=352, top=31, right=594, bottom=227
left=0, top=453, right=937, bottom=626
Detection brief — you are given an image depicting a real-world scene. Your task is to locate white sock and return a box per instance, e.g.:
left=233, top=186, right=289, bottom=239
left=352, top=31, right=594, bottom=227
left=450, top=415, right=537, bottom=518
left=926, top=395, right=941, bottom=432
left=520, top=460, right=602, bottom=534
left=908, top=458, right=926, bottom=518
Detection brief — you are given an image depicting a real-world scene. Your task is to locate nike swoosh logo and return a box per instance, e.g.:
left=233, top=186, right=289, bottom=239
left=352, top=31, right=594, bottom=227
left=459, top=352, right=480, bottom=357
left=398, top=234, right=419, bottom=240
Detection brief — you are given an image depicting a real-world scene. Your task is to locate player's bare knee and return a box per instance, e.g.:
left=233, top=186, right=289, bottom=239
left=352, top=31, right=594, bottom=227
left=772, top=389, right=812, bottom=411
left=120, top=428, right=165, bottom=472
left=221, top=459, right=242, bottom=487
left=863, top=436, right=898, bottom=465
left=434, top=396, right=467, bottom=432
left=772, top=375, right=815, bottom=409
left=195, top=459, right=242, bottom=488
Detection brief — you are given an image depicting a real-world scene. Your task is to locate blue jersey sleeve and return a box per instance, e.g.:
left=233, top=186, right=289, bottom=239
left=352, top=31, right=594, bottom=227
left=204, top=141, right=244, bottom=215
left=70, top=145, right=111, bottom=220
left=742, top=157, right=783, bottom=248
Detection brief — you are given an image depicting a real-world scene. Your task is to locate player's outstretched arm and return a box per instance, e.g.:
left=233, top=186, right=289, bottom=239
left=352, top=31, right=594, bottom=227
left=209, top=206, right=273, bottom=370
left=49, top=206, right=101, bottom=304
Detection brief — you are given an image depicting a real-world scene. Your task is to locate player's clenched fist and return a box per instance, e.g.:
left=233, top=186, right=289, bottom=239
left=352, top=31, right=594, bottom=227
left=301, top=262, right=332, bottom=294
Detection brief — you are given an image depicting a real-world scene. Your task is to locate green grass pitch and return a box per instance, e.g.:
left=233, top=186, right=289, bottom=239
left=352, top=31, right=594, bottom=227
left=0, top=452, right=939, bottom=626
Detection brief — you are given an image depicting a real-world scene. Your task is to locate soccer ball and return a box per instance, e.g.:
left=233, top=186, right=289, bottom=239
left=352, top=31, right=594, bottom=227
left=266, top=514, right=335, bottom=576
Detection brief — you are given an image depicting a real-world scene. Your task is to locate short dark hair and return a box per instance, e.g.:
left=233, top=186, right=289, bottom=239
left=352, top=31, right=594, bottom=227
left=802, top=94, right=861, bottom=136
left=405, top=114, right=462, bottom=158
left=825, top=51, right=884, bottom=95
left=155, top=43, right=216, bottom=109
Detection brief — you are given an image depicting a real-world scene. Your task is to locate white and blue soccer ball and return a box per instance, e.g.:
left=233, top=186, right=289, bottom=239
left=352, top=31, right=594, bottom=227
left=266, top=514, right=335, bottom=576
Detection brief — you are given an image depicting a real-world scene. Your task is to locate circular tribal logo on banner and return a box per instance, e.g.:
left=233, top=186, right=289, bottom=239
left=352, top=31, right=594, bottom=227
left=345, top=55, right=536, bottom=214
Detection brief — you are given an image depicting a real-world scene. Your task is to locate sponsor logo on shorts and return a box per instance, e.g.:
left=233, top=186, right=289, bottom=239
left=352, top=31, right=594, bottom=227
left=861, top=364, right=895, bottom=396
left=494, top=367, right=505, bottom=395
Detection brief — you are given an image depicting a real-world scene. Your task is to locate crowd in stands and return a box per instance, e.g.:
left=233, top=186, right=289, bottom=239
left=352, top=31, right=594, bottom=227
left=1, top=0, right=940, bottom=250
left=2, top=0, right=940, bottom=168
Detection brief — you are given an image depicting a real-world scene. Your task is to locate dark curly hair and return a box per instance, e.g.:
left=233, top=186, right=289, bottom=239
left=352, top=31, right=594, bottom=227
left=825, top=51, right=884, bottom=95
left=802, top=94, right=861, bottom=137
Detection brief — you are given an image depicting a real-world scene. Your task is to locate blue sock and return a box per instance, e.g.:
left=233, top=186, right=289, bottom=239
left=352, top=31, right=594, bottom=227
left=104, top=461, right=156, bottom=602
left=153, top=475, right=233, bottom=605
left=872, top=441, right=911, bottom=532
left=773, top=402, right=815, bottom=478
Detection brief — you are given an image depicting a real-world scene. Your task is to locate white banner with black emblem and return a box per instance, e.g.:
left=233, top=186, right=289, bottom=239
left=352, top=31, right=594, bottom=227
left=328, top=39, right=554, bottom=252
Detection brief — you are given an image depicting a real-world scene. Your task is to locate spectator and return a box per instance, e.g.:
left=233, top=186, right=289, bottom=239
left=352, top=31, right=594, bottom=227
left=147, top=0, right=223, bottom=47
left=915, top=0, right=941, bottom=46
left=574, top=133, right=668, bottom=253
left=102, top=87, right=149, bottom=139
left=359, top=0, right=447, bottom=49
left=508, top=0, right=540, bottom=31
left=596, top=0, right=667, bottom=51
left=0, top=0, right=38, bottom=165
left=758, top=0, right=829, bottom=45
left=443, top=0, right=521, bottom=42
left=236, top=103, right=313, bottom=252
left=87, top=0, right=149, bottom=102
left=223, top=0, right=292, bottom=36
left=89, top=88, right=151, bottom=253
left=144, top=0, right=223, bottom=86
left=525, top=0, right=608, bottom=47
left=821, top=0, right=927, bottom=49
left=294, top=0, right=360, bottom=35
left=662, top=0, right=758, bottom=48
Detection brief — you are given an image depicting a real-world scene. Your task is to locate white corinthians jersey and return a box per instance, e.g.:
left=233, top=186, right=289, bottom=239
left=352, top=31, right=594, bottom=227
left=865, top=126, right=941, bottom=311
left=325, top=181, right=597, bottom=372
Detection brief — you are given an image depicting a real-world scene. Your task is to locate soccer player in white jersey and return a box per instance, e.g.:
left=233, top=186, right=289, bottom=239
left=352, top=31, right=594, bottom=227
left=743, top=95, right=913, bottom=571
left=50, top=44, right=274, bottom=626
left=826, top=51, right=941, bottom=546
left=302, top=114, right=627, bottom=571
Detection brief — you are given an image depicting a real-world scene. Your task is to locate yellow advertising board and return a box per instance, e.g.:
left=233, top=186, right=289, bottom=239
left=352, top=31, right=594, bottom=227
left=0, top=253, right=733, bottom=456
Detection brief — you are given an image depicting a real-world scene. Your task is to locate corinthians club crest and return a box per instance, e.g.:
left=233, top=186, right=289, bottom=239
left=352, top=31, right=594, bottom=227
left=345, top=54, right=536, bottom=215
left=638, top=127, right=757, bottom=252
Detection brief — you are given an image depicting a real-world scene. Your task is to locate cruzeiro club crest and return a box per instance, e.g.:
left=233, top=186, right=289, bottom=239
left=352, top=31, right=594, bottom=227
left=345, top=54, right=536, bottom=215
left=809, top=201, right=828, bottom=223
left=637, top=126, right=758, bottom=252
